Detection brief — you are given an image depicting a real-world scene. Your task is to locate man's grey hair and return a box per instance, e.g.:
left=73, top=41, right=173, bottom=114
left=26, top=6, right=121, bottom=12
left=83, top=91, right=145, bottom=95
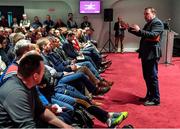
left=14, top=39, right=31, bottom=60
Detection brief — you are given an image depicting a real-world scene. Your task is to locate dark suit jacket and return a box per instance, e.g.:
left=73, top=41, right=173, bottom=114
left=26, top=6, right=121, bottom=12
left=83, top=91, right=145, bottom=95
left=62, top=42, right=79, bottom=59
left=129, top=17, right=164, bottom=60
left=81, top=21, right=91, bottom=29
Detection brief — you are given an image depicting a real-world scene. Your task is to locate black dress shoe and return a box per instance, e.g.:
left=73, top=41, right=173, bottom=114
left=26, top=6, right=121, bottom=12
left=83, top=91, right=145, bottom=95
left=98, top=67, right=105, bottom=73
left=94, top=86, right=111, bottom=95
left=101, top=60, right=112, bottom=66
left=139, top=97, right=149, bottom=102
left=144, top=100, right=160, bottom=106
left=101, top=54, right=108, bottom=58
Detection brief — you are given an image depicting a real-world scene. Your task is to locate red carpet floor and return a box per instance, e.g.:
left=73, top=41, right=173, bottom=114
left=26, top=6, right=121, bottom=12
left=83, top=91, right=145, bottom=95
left=93, top=53, right=180, bottom=128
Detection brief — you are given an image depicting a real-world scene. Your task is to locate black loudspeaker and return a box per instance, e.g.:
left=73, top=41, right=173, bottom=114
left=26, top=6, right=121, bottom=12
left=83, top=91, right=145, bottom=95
left=104, top=8, right=113, bottom=22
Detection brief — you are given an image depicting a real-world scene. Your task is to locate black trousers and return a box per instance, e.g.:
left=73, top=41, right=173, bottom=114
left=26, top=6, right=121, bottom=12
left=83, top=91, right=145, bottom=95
left=86, top=105, right=108, bottom=123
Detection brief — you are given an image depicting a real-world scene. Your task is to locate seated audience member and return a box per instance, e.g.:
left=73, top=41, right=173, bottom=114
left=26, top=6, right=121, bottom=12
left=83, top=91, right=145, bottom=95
left=67, top=13, right=78, bottom=29
left=6, top=33, right=27, bottom=62
left=59, top=27, right=69, bottom=44
left=0, top=51, right=73, bottom=128
left=40, top=25, right=48, bottom=37
left=0, top=39, right=77, bottom=125
left=43, top=15, right=54, bottom=33
left=20, top=14, right=31, bottom=30
left=0, top=15, right=9, bottom=27
left=84, top=27, right=97, bottom=46
left=74, top=29, right=111, bottom=68
left=2, top=28, right=12, bottom=50
left=1, top=39, right=35, bottom=83
left=54, top=18, right=67, bottom=29
left=0, top=56, right=6, bottom=75
left=81, top=15, right=92, bottom=29
left=39, top=71, right=128, bottom=128
left=11, top=17, right=19, bottom=29
left=51, top=36, right=112, bottom=83
left=31, top=30, right=43, bottom=43
left=0, top=35, right=11, bottom=66
left=63, top=32, right=109, bottom=73
left=13, top=26, right=26, bottom=34
left=36, top=37, right=111, bottom=96
left=48, top=28, right=55, bottom=36
left=62, top=32, right=99, bottom=70
left=31, top=16, right=43, bottom=29
left=13, top=32, right=26, bottom=44
left=0, top=27, right=4, bottom=36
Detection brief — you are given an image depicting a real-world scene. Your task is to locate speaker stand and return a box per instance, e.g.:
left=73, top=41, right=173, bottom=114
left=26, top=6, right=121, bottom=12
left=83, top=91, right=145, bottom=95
left=100, top=22, right=116, bottom=53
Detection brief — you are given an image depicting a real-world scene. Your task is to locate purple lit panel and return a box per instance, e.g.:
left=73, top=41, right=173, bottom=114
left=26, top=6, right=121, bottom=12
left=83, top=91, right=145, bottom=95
left=80, top=1, right=100, bottom=14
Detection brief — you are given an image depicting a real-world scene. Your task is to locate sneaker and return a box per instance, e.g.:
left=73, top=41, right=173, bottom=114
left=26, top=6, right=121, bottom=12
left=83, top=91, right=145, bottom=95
left=109, top=112, right=122, bottom=118
left=107, top=112, right=128, bottom=128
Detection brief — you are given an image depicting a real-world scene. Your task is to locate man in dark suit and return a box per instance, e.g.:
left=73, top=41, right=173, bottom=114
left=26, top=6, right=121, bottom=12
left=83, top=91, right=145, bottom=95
left=128, top=7, right=164, bottom=106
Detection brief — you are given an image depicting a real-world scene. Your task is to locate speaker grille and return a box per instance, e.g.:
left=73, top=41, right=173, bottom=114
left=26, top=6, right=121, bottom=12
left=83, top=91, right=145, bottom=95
left=104, top=8, right=113, bottom=22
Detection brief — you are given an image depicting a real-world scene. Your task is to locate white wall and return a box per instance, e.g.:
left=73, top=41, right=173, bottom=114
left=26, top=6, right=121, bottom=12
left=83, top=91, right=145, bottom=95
left=98, top=0, right=172, bottom=51
left=0, top=0, right=72, bottom=23
left=0, top=0, right=178, bottom=51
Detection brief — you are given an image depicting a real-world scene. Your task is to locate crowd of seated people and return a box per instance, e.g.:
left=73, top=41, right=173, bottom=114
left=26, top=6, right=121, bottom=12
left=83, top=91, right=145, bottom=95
left=0, top=13, right=128, bottom=128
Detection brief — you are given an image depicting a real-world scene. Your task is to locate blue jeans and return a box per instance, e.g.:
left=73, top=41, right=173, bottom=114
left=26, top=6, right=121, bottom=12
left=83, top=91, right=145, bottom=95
left=55, top=83, right=89, bottom=101
left=77, top=55, right=98, bottom=70
left=82, top=46, right=102, bottom=67
left=58, top=72, right=97, bottom=94
left=76, top=61, right=102, bottom=80
left=51, top=93, right=76, bottom=111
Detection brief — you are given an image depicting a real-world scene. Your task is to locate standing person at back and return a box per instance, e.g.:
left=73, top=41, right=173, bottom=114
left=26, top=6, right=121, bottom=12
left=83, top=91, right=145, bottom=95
left=128, top=7, right=164, bottom=106
left=114, top=17, right=126, bottom=53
